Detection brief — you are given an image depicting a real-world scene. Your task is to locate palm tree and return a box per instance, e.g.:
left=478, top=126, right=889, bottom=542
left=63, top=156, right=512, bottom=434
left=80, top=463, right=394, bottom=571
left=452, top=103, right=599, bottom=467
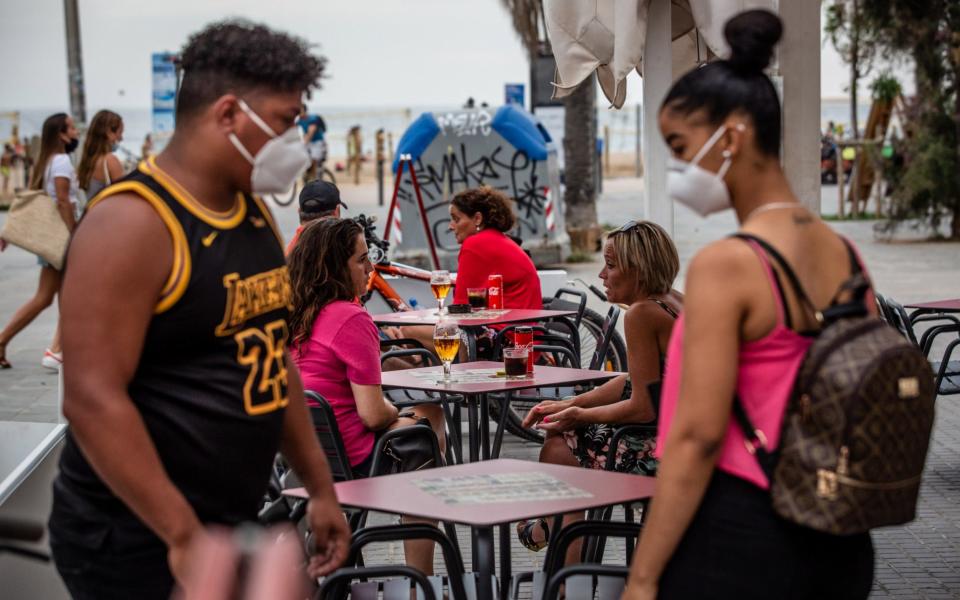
left=500, top=0, right=599, bottom=252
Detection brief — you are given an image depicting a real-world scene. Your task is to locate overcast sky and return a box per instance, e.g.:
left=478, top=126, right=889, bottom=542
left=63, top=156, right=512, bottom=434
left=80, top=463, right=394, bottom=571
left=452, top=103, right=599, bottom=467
left=0, top=0, right=909, bottom=113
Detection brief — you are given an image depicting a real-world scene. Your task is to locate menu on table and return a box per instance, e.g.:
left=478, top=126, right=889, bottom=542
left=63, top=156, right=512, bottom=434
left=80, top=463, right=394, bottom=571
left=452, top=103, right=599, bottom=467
left=413, top=472, right=592, bottom=505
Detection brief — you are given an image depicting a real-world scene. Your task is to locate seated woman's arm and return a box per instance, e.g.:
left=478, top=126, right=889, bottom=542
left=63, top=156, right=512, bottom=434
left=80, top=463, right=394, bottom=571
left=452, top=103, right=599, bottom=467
left=351, top=382, right=398, bottom=431
left=537, top=304, right=660, bottom=432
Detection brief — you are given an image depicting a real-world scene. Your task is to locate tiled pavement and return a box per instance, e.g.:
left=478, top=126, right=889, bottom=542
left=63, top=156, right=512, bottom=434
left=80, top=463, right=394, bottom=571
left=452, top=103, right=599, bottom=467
left=0, top=178, right=957, bottom=597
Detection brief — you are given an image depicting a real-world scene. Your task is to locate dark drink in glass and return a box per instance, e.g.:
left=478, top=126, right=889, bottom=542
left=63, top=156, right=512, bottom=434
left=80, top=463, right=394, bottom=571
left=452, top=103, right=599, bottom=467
left=503, top=347, right=529, bottom=379
left=467, top=287, right=488, bottom=310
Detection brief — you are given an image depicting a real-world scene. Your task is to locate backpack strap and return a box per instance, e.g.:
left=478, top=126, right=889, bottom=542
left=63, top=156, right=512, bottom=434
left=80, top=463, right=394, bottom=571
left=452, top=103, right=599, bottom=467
left=733, top=236, right=792, bottom=329
left=733, top=233, right=869, bottom=327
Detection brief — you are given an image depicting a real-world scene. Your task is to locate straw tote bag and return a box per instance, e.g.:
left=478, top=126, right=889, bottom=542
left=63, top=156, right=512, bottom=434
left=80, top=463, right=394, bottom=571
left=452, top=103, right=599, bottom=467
left=1, top=189, right=70, bottom=270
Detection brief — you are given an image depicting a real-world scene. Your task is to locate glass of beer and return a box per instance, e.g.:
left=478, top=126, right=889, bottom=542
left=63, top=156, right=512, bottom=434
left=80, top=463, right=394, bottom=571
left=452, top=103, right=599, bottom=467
left=430, top=270, right=452, bottom=314
left=503, top=347, right=530, bottom=380
left=433, top=320, right=461, bottom=381
left=466, top=287, right=488, bottom=311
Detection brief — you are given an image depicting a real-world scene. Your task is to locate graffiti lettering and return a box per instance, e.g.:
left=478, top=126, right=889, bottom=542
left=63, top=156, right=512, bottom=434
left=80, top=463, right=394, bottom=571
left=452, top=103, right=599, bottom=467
left=397, top=142, right=551, bottom=251
left=435, top=110, right=493, bottom=137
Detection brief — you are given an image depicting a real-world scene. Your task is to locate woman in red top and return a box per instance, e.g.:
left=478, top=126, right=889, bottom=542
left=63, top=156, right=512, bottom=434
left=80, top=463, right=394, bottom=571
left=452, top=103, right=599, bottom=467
left=448, top=186, right=542, bottom=309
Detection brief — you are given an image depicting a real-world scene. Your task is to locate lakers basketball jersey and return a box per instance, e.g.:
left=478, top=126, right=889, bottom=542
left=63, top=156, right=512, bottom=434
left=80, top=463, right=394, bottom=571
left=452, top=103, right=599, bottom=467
left=51, top=157, right=293, bottom=548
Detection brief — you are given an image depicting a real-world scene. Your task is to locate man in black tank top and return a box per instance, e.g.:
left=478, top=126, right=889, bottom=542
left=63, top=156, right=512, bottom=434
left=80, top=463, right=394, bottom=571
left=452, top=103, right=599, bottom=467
left=49, top=22, right=349, bottom=598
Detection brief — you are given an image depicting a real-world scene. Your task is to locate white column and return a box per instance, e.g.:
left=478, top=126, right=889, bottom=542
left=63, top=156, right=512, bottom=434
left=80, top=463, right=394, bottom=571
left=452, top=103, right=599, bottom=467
left=642, top=0, right=674, bottom=235
left=778, top=1, right=821, bottom=212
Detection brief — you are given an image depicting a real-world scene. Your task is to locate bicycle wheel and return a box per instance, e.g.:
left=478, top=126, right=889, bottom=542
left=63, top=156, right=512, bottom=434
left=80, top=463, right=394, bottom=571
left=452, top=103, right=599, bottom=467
left=321, top=167, right=336, bottom=185
left=270, top=180, right=299, bottom=207
left=490, top=306, right=628, bottom=445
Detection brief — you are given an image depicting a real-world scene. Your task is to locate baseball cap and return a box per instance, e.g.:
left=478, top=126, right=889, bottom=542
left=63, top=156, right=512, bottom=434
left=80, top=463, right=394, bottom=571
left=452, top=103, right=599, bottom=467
left=299, top=180, right=348, bottom=215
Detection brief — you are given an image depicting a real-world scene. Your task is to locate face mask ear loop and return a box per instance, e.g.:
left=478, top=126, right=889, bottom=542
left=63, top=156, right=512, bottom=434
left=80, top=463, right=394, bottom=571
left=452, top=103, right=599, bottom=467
left=236, top=99, right=279, bottom=138
left=227, top=133, right=257, bottom=165
left=716, top=154, right=733, bottom=179
left=690, top=124, right=728, bottom=167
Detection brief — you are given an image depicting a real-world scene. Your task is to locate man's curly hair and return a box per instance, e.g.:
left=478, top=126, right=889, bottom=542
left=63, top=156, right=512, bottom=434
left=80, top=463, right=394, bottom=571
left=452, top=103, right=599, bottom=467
left=176, top=20, right=326, bottom=119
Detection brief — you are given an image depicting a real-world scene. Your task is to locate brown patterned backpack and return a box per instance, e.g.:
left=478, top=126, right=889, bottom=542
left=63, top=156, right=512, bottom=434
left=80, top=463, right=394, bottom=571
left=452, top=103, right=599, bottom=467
left=732, top=234, right=936, bottom=535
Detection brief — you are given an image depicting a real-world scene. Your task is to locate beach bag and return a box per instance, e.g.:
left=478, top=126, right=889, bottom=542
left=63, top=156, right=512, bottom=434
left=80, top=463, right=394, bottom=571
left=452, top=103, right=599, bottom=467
left=732, top=234, right=935, bottom=535
left=0, top=189, right=70, bottom=270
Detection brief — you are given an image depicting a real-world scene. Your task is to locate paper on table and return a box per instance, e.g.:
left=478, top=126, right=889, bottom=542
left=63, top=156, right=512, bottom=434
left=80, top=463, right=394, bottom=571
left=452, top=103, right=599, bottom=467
left=413, top=472, right=592, bottom=505
left=407, top=368, right=507, bottom=384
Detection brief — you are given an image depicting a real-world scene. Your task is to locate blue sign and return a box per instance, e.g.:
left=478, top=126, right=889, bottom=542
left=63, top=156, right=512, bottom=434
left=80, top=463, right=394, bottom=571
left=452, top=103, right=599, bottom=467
left=152, top=52, right=178, bottom=134
left=504, top=83, right=525, bottom=107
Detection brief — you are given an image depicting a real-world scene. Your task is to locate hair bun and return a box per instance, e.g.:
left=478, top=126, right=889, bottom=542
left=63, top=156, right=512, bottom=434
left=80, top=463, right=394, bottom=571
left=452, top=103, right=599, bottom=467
left=724, top=9, right=783, bottom=74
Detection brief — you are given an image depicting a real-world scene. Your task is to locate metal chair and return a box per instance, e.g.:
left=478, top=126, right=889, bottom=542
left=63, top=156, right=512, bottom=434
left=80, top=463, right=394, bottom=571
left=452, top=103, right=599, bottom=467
left=543, top=564, right=631, bottom=600
left=344, top=524, right=470, bottom=600
left=880, top=296, right=960, bottom=395
left=319, top=565, right=438, bottom=600
left=511, top=520, right=642, bottom=600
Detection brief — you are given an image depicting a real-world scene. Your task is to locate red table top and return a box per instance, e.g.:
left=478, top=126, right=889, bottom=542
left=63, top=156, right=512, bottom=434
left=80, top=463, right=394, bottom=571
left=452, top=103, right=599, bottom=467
left=370, top=308, right=576, bottom=327
left=380, top=361, right=623, bottom=394
left=284, top=458, right=655, bottom=526
left=905, top=298, right=960, bottom=312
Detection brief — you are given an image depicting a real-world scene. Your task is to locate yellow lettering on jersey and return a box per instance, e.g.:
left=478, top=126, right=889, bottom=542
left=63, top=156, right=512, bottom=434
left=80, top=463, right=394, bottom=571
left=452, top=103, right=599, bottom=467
left=235, top=320, right=289, bottom=416
left=215, top=267, right=294, bottom=337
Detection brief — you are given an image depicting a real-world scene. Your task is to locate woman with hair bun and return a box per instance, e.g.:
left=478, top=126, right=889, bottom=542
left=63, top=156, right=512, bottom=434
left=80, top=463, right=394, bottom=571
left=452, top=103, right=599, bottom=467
left=625, top=10, right=876, bottom=599
left=448, top=186, right=542, bottom=311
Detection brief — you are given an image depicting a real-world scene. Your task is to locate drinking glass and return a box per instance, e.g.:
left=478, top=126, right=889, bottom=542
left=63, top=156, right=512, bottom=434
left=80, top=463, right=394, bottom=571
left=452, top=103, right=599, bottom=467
left=466, top=287, right=488, bottom=311
left=433, top=320, right=461, bottom=381
left=503, top=346, right=530, bottom=380
left=430, top=270, right=452, bottom=314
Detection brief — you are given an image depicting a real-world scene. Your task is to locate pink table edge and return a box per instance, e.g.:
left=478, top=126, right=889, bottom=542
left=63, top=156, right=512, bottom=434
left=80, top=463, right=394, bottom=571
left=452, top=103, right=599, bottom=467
left=904, top=298, right=960, bottom=311
left=380, top=361, right=625, bottom=394
left=284, top=458, right=656, bottom=527
left=370, top=308, right=577, bottom=327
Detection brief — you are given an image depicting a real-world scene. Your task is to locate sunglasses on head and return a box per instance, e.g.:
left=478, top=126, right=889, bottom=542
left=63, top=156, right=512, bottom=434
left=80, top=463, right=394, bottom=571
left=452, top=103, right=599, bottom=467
left=611, top=220, right=640, bottom=234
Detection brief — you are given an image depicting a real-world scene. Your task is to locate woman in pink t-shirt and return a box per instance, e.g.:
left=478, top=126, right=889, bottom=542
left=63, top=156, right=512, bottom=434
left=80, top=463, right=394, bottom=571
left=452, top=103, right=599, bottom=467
left=288, top=218, right=446, bottom=576
left=625, top=11, right=875, bottom=600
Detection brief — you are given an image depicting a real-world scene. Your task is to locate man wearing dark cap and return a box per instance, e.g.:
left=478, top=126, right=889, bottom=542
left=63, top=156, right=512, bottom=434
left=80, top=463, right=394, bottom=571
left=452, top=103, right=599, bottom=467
left=285, top=179, right=348, bottom=254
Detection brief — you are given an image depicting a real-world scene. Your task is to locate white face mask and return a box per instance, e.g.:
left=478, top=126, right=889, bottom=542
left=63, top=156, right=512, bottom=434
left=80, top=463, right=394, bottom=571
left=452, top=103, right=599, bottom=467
left=666, top=124, right=740, bottom=217
left=228, top=99, right=310, bottom=195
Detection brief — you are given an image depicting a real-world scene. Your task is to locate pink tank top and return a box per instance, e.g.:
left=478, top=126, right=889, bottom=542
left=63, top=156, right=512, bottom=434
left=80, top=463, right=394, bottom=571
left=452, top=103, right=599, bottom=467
left=655, top=240, right=813, bottom=489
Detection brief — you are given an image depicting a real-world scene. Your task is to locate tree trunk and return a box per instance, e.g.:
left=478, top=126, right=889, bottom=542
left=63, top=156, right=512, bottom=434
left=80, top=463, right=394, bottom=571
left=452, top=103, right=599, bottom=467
left=850, top=0, right=861, bottom=214
left=563, top=74, right=599, bottom=252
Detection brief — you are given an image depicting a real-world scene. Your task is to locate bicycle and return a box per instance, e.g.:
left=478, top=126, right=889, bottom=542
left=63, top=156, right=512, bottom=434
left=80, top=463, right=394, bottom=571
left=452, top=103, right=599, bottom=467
left=356, top=214, right=628, bottom=443
left=269, top=147, right=337, bottom=208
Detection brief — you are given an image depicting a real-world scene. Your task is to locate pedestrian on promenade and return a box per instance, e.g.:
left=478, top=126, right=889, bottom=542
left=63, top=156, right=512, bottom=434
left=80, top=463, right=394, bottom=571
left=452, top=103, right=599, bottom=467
left=0, top=143, right=14, bottom=196
left=141, top=133, right=153, bottom=159
left=624, top=10, right=876, bottom=599
left=77, top=110, right=125, bottom=201
left=48, top=21, right=349, bottom=599
left=0, top=113, right=79, bottom=370
left=346, top=124, right=362, bottom=184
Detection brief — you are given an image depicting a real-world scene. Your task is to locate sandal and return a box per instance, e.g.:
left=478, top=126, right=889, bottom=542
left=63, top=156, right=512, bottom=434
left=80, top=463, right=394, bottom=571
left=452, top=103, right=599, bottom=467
left=0, top=345, right=9, bottom=369
left=516, top=518, right=550, bottom=552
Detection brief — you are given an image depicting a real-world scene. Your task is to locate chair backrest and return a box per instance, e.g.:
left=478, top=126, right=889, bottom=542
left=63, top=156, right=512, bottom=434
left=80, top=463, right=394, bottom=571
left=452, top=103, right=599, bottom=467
left=543, top=565, right=630, bottom=600
left=305, top=391, right=354, bottom=482
left=589, top=305, right=621, bottom=371
left=533, top=343, right=578, bottom=369
left=318, top=565, right=438, bottom=600
left=550, top=287, right=588, bottom=328
left=883, top=297, right=919, bottom=345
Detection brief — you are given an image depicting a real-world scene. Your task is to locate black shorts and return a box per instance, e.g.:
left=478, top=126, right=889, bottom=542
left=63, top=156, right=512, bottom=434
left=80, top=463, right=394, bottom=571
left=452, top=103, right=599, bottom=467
left=659, top=470, right=874, bottom=600
left=50, top=530, right=173, bottom=600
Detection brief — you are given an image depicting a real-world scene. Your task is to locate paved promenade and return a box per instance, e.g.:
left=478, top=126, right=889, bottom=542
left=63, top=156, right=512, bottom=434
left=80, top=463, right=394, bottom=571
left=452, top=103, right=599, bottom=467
left=0, top=177, right=956, bottom=597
